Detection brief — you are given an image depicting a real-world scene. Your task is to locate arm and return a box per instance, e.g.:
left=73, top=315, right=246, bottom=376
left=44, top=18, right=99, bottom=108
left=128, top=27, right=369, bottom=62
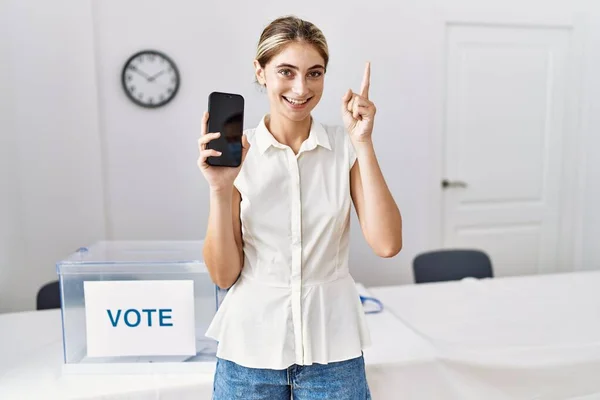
left=197, top=110, right=250, bottom=289
left=202, top=186, right=244, bottom=289
left=342, top=62, right=402, bottom=258
left=350, top=141, right=402, bottom=258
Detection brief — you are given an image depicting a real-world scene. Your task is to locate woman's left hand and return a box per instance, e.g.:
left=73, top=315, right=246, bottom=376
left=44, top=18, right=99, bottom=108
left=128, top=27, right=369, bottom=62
left=342, top=62, right=376, bottom=143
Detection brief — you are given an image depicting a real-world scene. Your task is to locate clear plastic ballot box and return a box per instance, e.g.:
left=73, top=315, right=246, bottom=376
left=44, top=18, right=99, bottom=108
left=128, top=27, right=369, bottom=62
left=55, top=240, right=226, bottom=374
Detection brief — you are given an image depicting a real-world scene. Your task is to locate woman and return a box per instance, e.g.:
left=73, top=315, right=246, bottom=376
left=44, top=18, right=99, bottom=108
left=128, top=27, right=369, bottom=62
left=198, top=15, right=402, bottom=400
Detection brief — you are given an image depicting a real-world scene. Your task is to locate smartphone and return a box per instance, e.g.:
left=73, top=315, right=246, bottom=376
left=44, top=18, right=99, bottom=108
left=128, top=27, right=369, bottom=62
left=206, top=92, right=245, bottom=167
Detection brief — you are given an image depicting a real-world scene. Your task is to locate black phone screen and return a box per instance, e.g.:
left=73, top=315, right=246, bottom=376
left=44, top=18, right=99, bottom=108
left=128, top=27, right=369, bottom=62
left=207, top=92, right=244, bottom=167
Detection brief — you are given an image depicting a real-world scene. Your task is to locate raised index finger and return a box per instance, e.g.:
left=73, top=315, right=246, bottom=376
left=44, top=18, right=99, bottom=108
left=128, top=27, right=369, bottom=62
left=360, top=62, right=371, bottom=99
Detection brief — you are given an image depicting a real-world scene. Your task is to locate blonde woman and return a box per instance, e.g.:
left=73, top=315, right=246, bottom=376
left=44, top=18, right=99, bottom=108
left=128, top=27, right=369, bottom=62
left=198, top=15, right=402, bottom=400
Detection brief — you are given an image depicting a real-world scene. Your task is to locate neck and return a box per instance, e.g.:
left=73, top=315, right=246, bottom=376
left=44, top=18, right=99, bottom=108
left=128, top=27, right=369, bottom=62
left=265, top=112, right=312, bottom=153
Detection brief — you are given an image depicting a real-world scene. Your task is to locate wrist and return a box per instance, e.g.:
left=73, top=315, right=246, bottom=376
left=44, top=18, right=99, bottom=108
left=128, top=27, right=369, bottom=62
left=210, top=185, right=234, bottom=198
left=351, top=138, right=375, bottom=155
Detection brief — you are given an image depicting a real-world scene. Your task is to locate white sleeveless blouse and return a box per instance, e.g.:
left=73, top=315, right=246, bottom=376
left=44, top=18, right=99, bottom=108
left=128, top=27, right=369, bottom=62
left=205, top=115, right=371, bottom=369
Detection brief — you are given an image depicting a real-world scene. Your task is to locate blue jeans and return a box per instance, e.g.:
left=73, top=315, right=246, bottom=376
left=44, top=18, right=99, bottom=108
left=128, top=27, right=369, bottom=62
left=212, top=355, right=371, bottom=399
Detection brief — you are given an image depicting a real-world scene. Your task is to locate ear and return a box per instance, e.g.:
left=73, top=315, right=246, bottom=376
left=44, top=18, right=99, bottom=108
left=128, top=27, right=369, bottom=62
left=253, top=60, right=266, bottom=86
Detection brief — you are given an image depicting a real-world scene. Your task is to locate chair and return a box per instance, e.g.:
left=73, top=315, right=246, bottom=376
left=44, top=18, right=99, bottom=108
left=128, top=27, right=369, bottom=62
left=36, top=280, right=61, bottom=310
left=412, top=249, right=493, bottom=284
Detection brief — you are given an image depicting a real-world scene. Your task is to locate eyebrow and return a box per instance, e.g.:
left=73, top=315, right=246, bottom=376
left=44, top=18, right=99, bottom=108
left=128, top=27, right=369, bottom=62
left=275, top=63, right=325, bottom=70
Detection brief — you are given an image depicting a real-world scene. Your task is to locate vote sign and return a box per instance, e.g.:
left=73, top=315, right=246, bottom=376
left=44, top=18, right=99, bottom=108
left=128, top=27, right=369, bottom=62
left=83, top=280, right=196, bottom=357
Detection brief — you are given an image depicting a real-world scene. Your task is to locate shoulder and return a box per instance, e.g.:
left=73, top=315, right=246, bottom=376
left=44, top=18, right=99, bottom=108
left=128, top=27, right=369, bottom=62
left=316, top=121, right=356, bottom=169
left=234, top=127, right=259, bottom=190
left=318, top=122, right=344, bottom=137
left=243, top=127, right=258, bottom=141
left=319, top=122, right=353, bottom=152
left=317, top=122, right=348, bottom=151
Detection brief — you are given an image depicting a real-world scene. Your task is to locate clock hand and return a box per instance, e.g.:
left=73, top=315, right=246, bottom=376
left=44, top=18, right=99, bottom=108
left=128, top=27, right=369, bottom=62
left=129, top=65, right=152, bottom=80
left=148, top=70, right=166, bottom=82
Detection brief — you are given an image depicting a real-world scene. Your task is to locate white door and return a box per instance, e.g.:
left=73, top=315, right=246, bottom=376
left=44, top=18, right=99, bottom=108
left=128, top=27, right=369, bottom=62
left=441, top=23, right=573, bottom=276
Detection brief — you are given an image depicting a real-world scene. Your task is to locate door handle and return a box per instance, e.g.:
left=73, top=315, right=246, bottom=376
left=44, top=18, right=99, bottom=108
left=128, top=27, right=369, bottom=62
left=442, top=179, right=468, bottom=189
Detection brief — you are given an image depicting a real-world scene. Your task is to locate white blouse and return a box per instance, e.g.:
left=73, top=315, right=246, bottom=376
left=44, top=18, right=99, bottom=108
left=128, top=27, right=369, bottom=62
left=205, top=115, right=372, bottom=370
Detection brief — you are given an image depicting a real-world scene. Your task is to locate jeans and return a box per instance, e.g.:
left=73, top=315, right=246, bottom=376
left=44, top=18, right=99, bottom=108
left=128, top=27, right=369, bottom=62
left=212, top=355, right=372, bottom=399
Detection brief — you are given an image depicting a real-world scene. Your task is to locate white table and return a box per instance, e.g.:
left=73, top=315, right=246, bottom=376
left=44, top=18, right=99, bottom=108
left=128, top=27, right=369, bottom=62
left=0, top=309, right=214, bottom=400
left=370, top=271, right=600, bottom=400
left=0, top=285, right=437, bottom=400
left=3, top=272, right=599, bottom=400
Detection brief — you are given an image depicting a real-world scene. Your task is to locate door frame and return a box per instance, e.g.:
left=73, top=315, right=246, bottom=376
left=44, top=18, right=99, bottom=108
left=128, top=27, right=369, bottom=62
left=429, top=9, right=588, bottom=273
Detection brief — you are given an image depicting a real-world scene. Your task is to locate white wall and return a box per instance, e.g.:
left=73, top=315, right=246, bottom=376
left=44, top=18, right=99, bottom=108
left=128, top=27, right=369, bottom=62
left=1, top=0, right=106, bottom=312
left=0, top=1, right=25, bottom=313
left=1, top=0, right=599, bottom=312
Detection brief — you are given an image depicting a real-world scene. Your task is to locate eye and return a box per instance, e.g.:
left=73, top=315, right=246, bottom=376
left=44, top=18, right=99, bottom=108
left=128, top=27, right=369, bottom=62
left=278, top=69, right=294, bottom=78
left=308, top=71, right=323, bottom=78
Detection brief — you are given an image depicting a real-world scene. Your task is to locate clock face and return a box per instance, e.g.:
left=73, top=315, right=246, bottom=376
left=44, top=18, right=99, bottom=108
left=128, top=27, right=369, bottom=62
left=121, top=50, right=180, bottom=108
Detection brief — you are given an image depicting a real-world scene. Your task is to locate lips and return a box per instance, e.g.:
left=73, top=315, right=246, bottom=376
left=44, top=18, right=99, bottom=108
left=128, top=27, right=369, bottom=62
left=283, top=96, right=312, bottom=107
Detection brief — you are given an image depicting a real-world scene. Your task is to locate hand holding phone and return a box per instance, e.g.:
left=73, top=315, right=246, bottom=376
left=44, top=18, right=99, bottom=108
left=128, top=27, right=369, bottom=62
left=206, top=92, right=245, bottom=167
left=197, top=109, right=250, bottom=191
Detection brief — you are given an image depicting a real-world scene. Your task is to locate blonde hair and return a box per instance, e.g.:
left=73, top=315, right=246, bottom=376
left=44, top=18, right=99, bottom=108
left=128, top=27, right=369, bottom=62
left=255, top=16, right=329, bottom=70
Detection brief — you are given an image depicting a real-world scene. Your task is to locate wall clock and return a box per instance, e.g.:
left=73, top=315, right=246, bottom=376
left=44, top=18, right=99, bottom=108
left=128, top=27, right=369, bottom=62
left=121, top=50, right=180, bottom=108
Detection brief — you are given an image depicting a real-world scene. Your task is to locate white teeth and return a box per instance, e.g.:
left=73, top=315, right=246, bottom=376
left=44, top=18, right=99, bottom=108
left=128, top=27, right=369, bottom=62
left=284, top=96, right=309, bottom=105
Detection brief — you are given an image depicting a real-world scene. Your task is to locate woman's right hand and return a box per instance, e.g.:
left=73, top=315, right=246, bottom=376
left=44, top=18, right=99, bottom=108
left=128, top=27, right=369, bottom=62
left=197, top=111, right=250, bottom=192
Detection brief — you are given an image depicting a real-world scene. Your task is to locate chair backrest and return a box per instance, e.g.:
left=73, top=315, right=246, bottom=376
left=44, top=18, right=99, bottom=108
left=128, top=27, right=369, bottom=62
left=413, top=249, right=493, bottom=284
left=36, top=280, right=61, bottom=310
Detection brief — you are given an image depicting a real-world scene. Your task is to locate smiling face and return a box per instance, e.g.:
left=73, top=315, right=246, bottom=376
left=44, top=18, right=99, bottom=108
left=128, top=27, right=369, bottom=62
left=254, top=41, right=326, bottom=123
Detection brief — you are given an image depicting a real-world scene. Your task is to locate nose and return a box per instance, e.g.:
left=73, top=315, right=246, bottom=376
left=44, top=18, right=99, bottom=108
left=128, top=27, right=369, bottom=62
left=292, top=76, right=309, bottom=97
